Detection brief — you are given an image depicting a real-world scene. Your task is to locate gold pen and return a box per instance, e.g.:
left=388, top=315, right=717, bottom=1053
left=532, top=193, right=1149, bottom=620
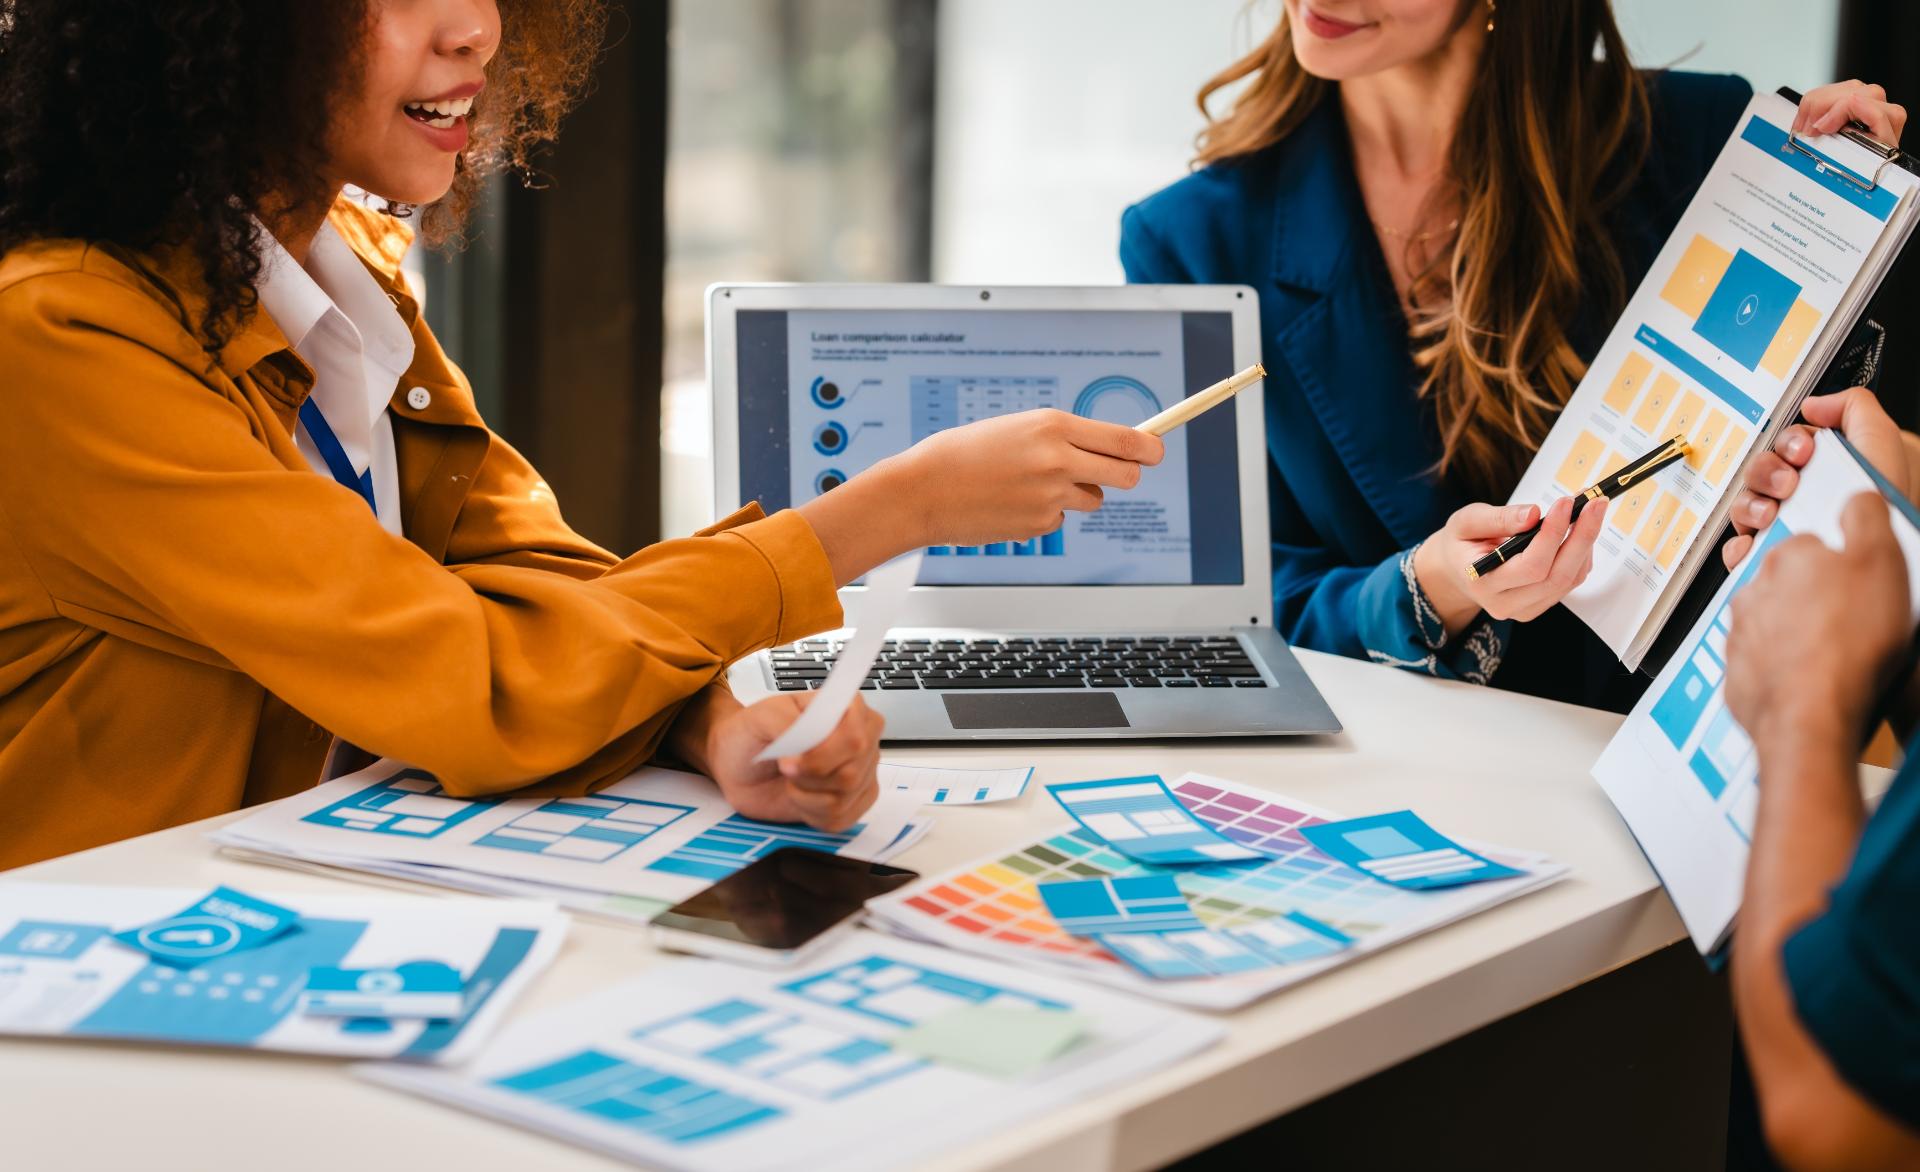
left=1468, top=434, right=1693, bottom=581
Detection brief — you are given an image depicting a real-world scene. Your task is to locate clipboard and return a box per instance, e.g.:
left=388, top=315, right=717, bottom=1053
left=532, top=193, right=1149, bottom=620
left=1636, top=88, right=1920, bottom=679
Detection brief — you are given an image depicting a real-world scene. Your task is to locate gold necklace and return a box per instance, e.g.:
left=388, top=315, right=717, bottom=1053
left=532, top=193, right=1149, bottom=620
left=1375, top=216, right=1460, bottom=244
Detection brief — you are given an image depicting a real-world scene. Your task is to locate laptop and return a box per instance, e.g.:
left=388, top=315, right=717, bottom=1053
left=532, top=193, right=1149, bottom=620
left=711, top=283, right=1341, bottom=740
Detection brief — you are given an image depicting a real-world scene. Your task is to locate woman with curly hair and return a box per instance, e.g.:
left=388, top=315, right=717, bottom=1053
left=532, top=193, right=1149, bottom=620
left=0, top=0, right=1164, bottom=867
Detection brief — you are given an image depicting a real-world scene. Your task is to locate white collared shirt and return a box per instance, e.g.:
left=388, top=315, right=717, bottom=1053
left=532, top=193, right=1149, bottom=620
left=253, top=220, right=417, bottom=536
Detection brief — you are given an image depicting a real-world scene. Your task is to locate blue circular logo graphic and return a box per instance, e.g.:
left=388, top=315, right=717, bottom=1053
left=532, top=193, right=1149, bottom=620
left=810, top=377, right=844, bottom=410
left=813, top=422, right=849, bottom=456
left=814, top=468, right=847, bottom=495
left=135, top=916, right=242, bottom=960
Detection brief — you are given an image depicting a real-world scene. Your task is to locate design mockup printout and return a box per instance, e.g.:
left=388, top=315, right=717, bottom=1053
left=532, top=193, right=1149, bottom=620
left=1592, top=432, right=1920, bottom=953
left=213, top=761, right=929, bottom=906
left=1507, top=91, right=1919, bottom=667
left=362, top=934, right=1220, bottom=1172
left=0, top=883, right=563, bottom=1063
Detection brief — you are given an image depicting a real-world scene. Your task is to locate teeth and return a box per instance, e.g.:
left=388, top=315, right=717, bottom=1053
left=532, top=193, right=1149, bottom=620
left=405, top=96, right=474, bottom=119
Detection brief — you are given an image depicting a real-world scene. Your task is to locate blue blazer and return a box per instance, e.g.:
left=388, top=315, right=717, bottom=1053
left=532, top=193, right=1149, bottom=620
left=1121, top=70, right=1754, bottom=711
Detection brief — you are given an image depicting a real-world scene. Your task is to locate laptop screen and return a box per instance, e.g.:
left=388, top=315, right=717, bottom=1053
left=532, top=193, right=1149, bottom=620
left=733, top=307, right=1244, bottom=586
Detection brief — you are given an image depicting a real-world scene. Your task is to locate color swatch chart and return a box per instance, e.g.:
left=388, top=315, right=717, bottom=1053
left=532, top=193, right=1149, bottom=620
left=867, top=774, right=1561, bottom=1006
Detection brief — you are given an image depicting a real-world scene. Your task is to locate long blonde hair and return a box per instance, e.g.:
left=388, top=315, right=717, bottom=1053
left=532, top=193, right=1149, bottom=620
left=1197, top=2, right=1650, bottom=495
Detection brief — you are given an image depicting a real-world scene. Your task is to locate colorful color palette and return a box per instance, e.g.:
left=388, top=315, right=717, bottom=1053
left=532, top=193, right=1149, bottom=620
left=867, top=774, right=1559, bottom=1005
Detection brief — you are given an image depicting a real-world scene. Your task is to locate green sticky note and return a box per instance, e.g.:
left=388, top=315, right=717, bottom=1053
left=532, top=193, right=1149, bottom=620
left=891, top=1005, right=1094, bottom=1078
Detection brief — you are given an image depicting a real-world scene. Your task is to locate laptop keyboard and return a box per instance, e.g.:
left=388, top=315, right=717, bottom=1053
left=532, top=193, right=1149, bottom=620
left=767, top=635, right=1269, bottom=692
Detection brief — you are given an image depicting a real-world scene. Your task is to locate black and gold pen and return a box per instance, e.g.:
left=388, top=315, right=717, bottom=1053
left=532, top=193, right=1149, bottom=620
left=1467, top=434, right=1693, bottom=581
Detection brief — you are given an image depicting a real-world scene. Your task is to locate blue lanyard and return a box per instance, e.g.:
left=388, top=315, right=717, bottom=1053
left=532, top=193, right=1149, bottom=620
left=298, top=397, right=376, bottom=515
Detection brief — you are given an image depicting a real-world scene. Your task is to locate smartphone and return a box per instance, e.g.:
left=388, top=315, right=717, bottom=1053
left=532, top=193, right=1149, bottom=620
left=649, top=848, right=920, bottom=968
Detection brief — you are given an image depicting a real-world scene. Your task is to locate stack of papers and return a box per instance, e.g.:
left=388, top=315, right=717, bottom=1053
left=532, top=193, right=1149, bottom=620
left=0, top=882, right=563, bottom=1062
left=866, top=772, right=1565, bottom=1009
left=212, top=761, right=931, bottom=921
left=362, top=934, right=1220, bottom=1172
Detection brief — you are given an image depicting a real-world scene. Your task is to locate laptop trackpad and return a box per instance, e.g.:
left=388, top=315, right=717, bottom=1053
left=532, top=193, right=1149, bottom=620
left=941, top=693, right=1130, bottom=730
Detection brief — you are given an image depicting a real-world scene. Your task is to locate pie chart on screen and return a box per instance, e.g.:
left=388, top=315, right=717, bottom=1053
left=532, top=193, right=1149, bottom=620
left=1072, top=375, right=1162, bottom=426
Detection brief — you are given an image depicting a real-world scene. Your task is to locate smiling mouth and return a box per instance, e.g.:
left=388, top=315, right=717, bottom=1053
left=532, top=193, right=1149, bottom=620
left=403, top=96, right=474, bottom=129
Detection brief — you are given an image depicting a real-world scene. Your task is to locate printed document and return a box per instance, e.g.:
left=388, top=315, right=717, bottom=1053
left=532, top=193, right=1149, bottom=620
left=1592, top=431, right=1920, bottom=953
left=1509, top=91, right=1920, bottom=667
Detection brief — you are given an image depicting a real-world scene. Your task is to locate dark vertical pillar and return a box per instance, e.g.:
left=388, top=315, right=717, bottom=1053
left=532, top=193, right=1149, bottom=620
left=1837, top=0, right=1920, bottom=424
left=501, top=1, right=669, bottom=552
left=891, top=0, right=939, bottom=281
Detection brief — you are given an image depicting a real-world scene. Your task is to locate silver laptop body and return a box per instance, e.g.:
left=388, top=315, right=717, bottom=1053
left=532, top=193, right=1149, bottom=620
left=710, top=282, right=1340, bottom=741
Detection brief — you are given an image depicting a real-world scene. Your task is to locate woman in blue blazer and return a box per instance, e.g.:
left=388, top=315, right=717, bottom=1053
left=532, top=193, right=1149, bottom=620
left=1122, top=1, right=1902, bottom=711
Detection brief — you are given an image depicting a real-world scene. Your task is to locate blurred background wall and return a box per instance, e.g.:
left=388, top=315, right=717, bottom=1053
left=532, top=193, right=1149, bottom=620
left=416, top=0, right=1897, bottom=550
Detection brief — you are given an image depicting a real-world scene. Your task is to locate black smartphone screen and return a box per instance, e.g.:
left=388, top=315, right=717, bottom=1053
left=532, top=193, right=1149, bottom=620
left=651, top=848, right=920, bottom=950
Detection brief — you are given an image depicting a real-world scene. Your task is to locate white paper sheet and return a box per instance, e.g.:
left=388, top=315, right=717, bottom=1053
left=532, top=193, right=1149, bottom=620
left=878, top=763, right=1035, bottom=805
left=1592, top=431, right=1920, bottom=952
left=756, top=551, right=923, bottom=762
left=359, top=933, right=1220, bottom=1172
left=1506, top=92, right=1920, bottom=666
left=0, top=882, right=563, bottom=1063
left=213, top=760, right=928, bottom=905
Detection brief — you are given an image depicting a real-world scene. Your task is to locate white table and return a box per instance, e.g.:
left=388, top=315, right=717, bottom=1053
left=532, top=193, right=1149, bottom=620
left=0, top=650, right=1712, bottom=1171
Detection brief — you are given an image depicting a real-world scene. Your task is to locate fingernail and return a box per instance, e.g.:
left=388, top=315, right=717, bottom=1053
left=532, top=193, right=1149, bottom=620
left=1770, top=470, right=1791, bottom=493
left=1787, top=434, right=1808, bottom=458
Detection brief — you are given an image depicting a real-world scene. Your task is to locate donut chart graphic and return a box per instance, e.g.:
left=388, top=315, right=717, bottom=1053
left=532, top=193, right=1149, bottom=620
left=810, top=377, right=844, bottom=410
left=1072, top=375, right=1163, bottom=424
left=812, top=421, right=849, bottom=456
left=814, top=468, right=847, bottom=495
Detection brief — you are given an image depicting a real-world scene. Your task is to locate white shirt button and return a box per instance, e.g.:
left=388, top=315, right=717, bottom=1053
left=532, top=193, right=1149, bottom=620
left=405, top=386, right=432, bottom=410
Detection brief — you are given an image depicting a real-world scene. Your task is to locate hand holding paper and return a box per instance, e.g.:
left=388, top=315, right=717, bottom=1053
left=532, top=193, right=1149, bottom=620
left=756, top=551, right=922, bottom=763
left=705, top=692, right=884, bottom=831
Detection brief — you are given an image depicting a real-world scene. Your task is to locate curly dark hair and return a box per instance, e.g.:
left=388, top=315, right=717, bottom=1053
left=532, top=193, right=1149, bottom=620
left=0, top=0, right=607, bottom=354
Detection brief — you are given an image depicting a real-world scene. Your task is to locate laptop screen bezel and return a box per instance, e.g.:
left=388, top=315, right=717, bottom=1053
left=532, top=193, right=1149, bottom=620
left=708, top=283, right=1273, bottom=632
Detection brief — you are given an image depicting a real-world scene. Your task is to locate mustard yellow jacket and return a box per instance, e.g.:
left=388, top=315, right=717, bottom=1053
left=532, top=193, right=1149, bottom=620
left=0, top=198, right=841, bottom=869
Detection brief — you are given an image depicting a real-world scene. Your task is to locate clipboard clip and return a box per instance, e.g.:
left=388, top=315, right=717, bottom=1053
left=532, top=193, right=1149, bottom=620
left=1784, top=123, right=1902, bottom=194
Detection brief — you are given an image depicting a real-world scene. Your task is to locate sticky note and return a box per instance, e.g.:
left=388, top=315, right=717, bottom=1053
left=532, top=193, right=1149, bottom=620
left=113, top=886, right=301, bottom=965
left=302, top=960, right=466, bottom=1019
left=1036, top=875, right=1203, bottom=936
left=1300, top=811, right=1524, bottom=890
left=891, top=1005, right=1093, bottom=1078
